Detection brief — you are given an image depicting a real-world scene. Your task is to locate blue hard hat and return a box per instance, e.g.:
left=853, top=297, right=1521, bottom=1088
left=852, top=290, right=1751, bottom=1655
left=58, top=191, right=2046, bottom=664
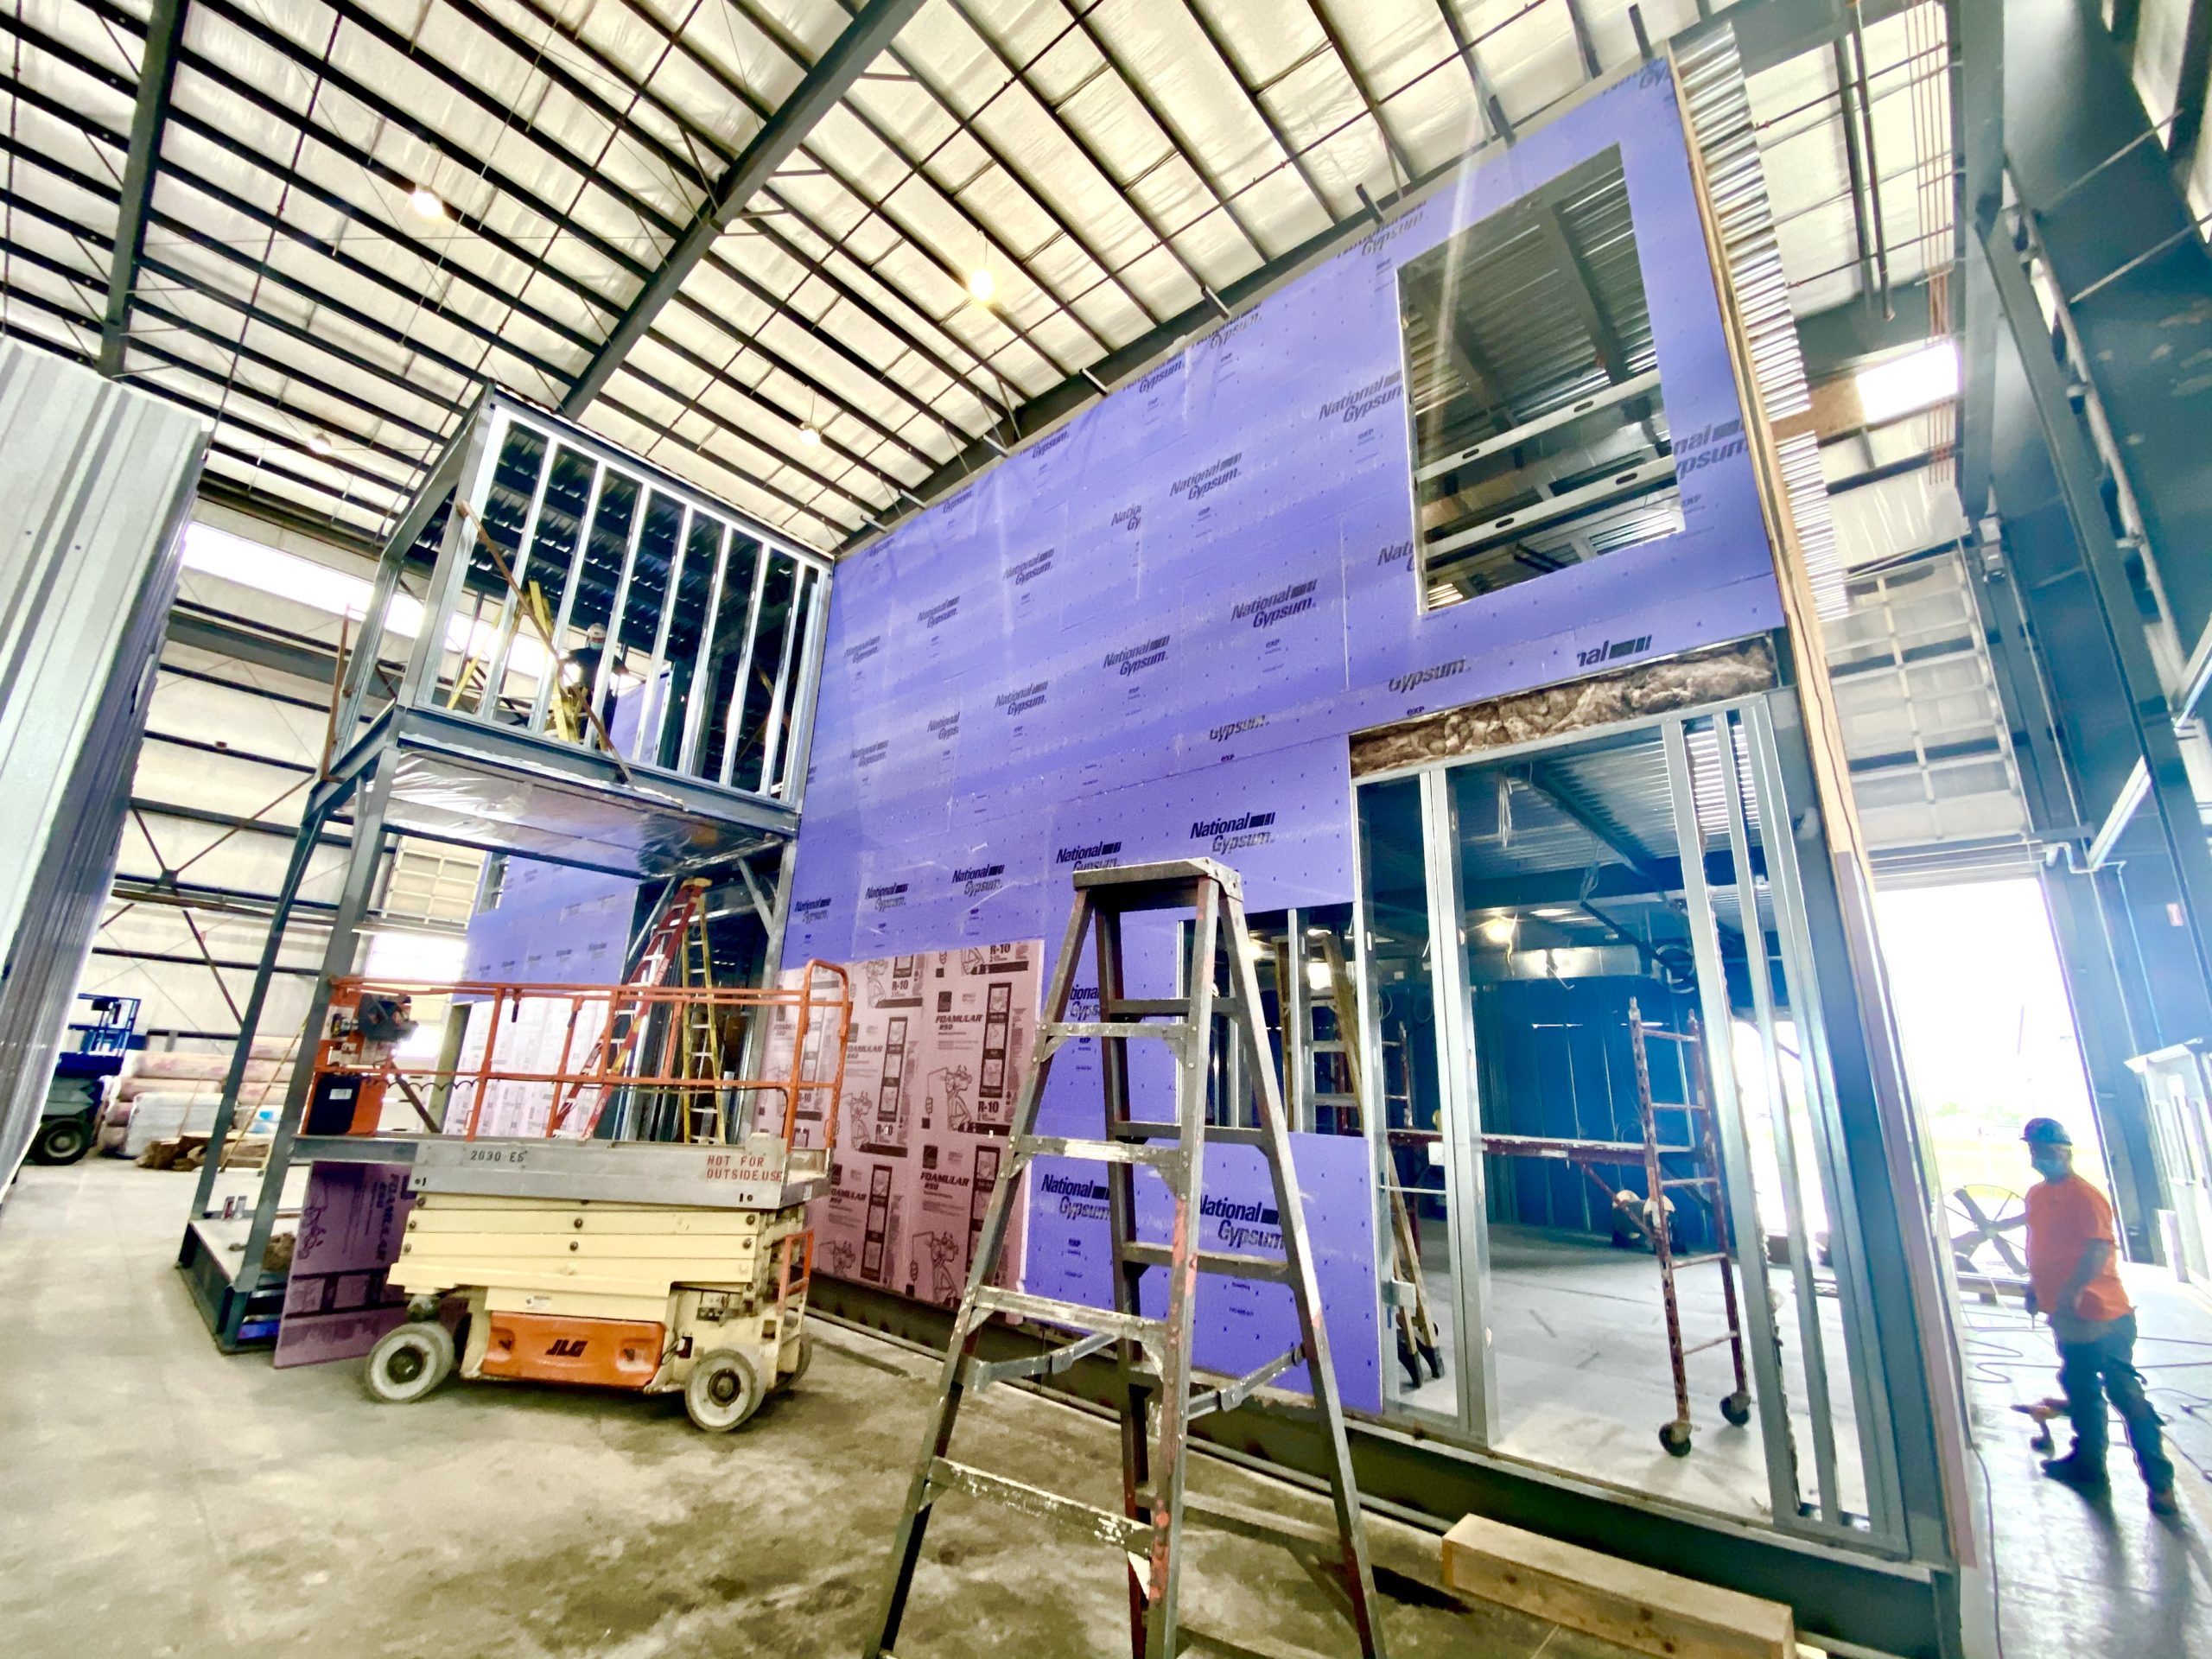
left=2021, top=1117, right=2073, bottom=1147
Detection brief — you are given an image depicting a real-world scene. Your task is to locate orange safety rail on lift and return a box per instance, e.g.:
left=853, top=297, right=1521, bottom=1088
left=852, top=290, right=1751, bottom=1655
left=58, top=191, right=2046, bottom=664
left=306, top=962, right=853, bottom=1147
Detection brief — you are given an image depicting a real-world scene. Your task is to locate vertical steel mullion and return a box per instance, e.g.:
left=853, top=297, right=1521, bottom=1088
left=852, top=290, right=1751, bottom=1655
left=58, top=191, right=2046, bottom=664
left=1285, top=911, right=1311, bottom=1134
left=1713, top=713, right=1843, bottom=1526
left=1420, top=765, right=1496, bottom=1445
left=527, top=458, right=607, bottom=734
left=587, top=482, right=651, bottom=740
left=1662, top=717, right=1801, bottom=1528
left=677, top=529, right=730, bottom=778
left=716, top=546, right=770, bottom=788
left=778, top=562, right=833, bottom=810
left=397, top=410, right=505, bottom=707
left=1743, top=696, right=1908, bottom=1543
left=336, top=415, right=473, bottom=738
left=473, top=421, right=557, bottom=720
left=753, top=561, right=809, bottom=795
left=1350, top=785, right=1402, bottom=1408
left=641, top=502, right=691, bottom=766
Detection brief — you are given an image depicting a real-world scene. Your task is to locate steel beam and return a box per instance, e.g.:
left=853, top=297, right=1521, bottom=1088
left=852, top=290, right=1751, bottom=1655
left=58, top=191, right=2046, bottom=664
left=1980, top=221, right=2212, bottom=1004
left=98, top=0, right=183, bottom=376
left=1180, top=1, right=1333, bottom=214
left=2169, top=0, right=2212, bottom=175
left=1702, top=0, right=1914, bottom=78
left=562, top=0, right=929, bottom=416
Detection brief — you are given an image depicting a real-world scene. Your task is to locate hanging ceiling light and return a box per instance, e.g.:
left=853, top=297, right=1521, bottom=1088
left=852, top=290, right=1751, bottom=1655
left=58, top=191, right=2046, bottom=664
left=410, top=186, right=447, bottom=220
left=966, top=265, right=995, bottom=304
left=798, top=422, right=821, bottom=447
left=306, top=431, right=334, bottom=457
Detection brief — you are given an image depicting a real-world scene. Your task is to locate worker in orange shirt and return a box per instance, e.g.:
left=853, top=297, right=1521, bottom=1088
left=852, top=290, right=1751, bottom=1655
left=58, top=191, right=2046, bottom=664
left=2021, top=1117, right=2177, bottom=1515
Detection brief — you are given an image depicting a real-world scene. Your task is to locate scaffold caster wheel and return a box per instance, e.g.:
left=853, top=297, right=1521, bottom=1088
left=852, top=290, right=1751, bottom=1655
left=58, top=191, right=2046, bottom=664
left=1720, top=1390, right=1752, bottom=1427
left=686, top=1350, right=762, bottom=1433
left=1660, top=1421, right=1694, bottom=1458
left=365, top=1321, right=454, bottom=1404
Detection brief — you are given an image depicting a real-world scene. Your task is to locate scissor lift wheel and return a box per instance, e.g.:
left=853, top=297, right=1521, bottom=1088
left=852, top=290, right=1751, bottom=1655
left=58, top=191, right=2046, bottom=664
left=685, top=1349, right=763, bottom=1433
left=365, top=1321, right=454, bottom=1404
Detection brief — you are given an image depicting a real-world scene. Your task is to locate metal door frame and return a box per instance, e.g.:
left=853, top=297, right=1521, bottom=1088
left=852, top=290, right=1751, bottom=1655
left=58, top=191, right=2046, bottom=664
left=1351, top=688, right=1904, bottom=1547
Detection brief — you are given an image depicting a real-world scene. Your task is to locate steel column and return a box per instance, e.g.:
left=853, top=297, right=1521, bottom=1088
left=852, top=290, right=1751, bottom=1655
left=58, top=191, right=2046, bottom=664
left=1980, top=222, right=2212, bottom=1007
left=1418, top=766, right=1497, bottom=1445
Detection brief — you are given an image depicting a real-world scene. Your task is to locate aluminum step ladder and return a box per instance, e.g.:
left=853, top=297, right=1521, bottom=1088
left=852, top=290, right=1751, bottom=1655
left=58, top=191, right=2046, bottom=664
left=1288, top=930, right=1442, bottom=1391
left=864, top=858, right=1387, bottom=1659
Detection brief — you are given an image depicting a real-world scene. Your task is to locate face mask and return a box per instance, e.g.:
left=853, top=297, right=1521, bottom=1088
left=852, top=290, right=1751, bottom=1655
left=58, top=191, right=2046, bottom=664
left=2030, top=1150, right=2068, bottom=1179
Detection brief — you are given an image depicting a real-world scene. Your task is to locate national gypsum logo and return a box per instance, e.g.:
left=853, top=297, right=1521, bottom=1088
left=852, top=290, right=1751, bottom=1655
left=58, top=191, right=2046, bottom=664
left=1191, top=807, right=1275, bottom=857
left=1387, top=658, right=1467, bottom=697
left=1675, top=417, right=1747, bottom=478
left=1231, top=580, right=1317, bottom=630
left=1041, top=1170, right=1109, bottom=1221
left=1170, top=452, right=1242, bottom=502
left=1202, top=1192, right=1281, bottom=1252
left=1054, top=838, right=1122, bottom=873
left=1316, top=369, right=1402, bottom=426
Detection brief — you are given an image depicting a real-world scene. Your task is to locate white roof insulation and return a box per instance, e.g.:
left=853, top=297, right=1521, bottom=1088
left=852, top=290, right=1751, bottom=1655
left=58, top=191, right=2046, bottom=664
left=0, top=0, right=1955, bottom=556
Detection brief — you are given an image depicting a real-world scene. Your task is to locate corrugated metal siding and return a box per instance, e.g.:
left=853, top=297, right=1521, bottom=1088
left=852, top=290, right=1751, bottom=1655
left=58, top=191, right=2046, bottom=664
left=0, top=341, right=207, bottom=1192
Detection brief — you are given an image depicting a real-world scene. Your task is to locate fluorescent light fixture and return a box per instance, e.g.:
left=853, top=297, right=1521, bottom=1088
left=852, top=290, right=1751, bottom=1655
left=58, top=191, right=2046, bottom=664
left=966, top=266, right=995, bottom=304
left=1855, top=340, right=1959, bottom=423
left=410, top=186, right=447, bottom=219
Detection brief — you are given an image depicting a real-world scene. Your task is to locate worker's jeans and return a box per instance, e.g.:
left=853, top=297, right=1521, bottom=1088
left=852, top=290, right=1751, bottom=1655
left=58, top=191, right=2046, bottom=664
left=2056, top=1311, right=2175, bottom=1490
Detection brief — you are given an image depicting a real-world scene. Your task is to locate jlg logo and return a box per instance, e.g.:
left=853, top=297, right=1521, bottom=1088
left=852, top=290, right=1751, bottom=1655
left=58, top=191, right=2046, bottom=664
left=546, top=1338, right=588, bottom=1357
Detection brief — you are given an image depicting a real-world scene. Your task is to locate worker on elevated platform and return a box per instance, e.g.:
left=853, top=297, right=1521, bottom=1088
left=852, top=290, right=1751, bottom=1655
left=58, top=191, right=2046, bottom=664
left=2021, top=1116, right=2178, bottom=1516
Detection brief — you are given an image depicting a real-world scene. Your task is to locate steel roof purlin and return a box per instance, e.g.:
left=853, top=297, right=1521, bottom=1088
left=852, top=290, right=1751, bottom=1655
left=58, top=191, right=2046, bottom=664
left=0, top=0, right=1963, bottom=559
left=561, top=0, right=930, bottom=418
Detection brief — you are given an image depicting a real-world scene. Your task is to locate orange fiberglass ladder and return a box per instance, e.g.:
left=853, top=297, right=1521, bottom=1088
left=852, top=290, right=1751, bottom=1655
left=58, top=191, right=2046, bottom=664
left=547, top=878, right=711, bottom=1140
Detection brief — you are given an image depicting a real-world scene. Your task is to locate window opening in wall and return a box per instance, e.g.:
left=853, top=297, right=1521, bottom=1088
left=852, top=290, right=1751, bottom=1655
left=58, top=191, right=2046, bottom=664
left=1399, top=147, right=1681, bottom=610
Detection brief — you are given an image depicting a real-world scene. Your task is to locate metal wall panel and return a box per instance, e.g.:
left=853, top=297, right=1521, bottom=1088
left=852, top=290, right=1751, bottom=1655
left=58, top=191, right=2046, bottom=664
left=0, top=341, right=207, bottom=1192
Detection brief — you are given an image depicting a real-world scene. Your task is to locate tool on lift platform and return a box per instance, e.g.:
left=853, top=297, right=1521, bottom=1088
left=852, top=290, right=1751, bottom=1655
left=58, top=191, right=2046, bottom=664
left=864, top=858, right=1387, bottom=1659
left=303, top=988, right=419, bottom=1135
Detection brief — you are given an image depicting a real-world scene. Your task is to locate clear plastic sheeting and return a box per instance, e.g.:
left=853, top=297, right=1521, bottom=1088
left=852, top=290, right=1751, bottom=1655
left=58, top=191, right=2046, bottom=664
left=384, top=747, right=772, bottom=877
left=0, top=341, right=207, bottom=1192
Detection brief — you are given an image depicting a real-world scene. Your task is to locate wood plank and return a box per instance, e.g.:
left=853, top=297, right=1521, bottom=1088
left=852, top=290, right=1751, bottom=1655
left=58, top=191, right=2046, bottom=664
left=1441, top=1514, right=1796, bottom=1659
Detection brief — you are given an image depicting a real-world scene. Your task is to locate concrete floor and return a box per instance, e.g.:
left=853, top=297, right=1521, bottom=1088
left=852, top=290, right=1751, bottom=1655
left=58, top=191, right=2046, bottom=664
left=1960, top=1266, right=2212, bottom=1659
left=0, top=1160, right=1648, bottom=1659
left=1395, top=1224, right=1864, bottom=1524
